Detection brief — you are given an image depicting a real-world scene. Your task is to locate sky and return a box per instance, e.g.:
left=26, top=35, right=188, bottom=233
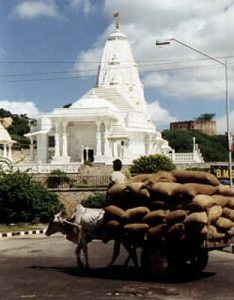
left=0, top=0, right=234, bottom=134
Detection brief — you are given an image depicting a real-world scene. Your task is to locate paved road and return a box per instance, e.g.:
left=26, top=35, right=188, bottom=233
left=0, top=234, right=234, bottom=300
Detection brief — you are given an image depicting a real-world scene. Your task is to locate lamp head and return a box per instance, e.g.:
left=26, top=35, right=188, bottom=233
left=156, top=39, right=171, bottom=46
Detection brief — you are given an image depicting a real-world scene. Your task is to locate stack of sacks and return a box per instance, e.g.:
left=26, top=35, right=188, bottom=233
left=104, top=170, right=234, bottom=246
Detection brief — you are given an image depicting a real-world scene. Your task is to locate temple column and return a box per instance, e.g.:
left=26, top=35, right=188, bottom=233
left=29, top=136, right=34, bottom=161
left=96, top=122, right=102, bottom=157
left=62, top=121, right=68, bottom=157
left=54, top=122, right=61, bottom=157
left=103, top=122, right=110, bottom=157
left=113, top=140, right=118, bottom=158
left=85, top=147, right=89, bottom=161
left=8, top=144, right=12, bottom=160
left=80, top=145, right=84, bottom=163
left=3, top=143, right=7, bottom=158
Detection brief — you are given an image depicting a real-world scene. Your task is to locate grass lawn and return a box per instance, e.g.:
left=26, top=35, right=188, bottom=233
left=0, top=223, right=47, bottom=233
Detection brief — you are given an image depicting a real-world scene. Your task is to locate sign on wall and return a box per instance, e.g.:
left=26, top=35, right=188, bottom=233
left=210, top=164, right=234, bottom=181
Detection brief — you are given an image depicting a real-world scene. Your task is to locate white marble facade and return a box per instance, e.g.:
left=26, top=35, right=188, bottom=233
left=26, top=15, right=173, bottom=165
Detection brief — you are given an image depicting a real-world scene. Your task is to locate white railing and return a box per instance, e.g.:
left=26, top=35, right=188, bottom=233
left=13, top=162, right=81, bottom=174
left=168, top=152, right=204, bottom=164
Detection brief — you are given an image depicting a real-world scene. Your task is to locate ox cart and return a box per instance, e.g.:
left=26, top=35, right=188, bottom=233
left=103, top=170, right=234, bottom=275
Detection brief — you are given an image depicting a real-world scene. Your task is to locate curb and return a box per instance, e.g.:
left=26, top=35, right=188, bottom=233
left=0, top=229, right=46, bottom=238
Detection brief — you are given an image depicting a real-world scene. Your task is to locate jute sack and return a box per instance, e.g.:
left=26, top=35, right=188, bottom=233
left=189, top=195, right=216, bottom=211
left=184, top=211, right=208, bottom=225
left=105, top=220, right=120, bottom=229
left=228, top=198, right=234, bottom=209
left=165, top=209, right=187, bottom=225
left=167, top=198, right=189, bottom=210
left=216, top=185, right=234, bottom=197
left=212, top=195, right=230, bottom=207
left=167, top=223, right=185, bottom=239
left=222, top=207, right=234, bottom=222
left=146, top=224, right=167, bottom=240
left=123, top=223, right=149, bottom=232
left=207, top=225, right=226, bottom=240
left=127, top=174, right=152, bottom=183
left=123, top=206, right=150, bottom=221
left=103, top=220, right=121, bottom=237
left=171, top=170, right=220, bottom=186
left=107, top=183, right=127, bottom=195
left=201, top=225, right=208, bottom=238
left=144, top=171, right=176, bottom=187
left=227, top=226, right=234, bottom=237
left=207, top=205, right=223, bottom=224
left=104, top=205, right=126, bottom=219
left=142, top=209, right=165, bottom=225
left=174, top=183, right=217, bottom=198
left=215, top=217, right=233, bottom=230
left=150, top=200, right=168, bottom=210
left=126, top=182, right=150, bottom=199
left=149, top=182, right=182, bottom=198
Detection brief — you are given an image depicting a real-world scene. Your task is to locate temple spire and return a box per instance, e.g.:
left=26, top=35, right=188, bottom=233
left=113, top=12, right=120, bottom=31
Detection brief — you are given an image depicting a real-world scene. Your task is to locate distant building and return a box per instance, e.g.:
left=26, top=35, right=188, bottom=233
left=170, top=120, right=217, bottom=136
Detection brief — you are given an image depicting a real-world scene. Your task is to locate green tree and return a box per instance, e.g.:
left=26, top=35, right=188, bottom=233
left=162, top=129, right=229, bottom=162
left=81, top=192, right=106, bottom=208
left=130, top=154, right=176, bottom=174
left=0, top=109, right=35, bottom=148
left=46, top=169, right=71, bottom=188
left=196, top=113, right=215, bottom=121
left=0, top=169, right=63, bottom=224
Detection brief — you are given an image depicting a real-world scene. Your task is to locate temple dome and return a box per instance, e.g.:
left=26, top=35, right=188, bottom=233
left=107, top=31, right=127, bottom=40
left=71, top=97, right=119, bottom=111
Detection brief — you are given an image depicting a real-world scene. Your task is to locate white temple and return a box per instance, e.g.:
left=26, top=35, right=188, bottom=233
left=0, top=122, right=15, bottom=161
left=25, top=15, right=203, bottom=169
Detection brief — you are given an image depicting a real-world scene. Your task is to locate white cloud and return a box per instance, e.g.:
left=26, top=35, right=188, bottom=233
left=0, top=101, right=41, bottom=118
left=13, top=0, right=62, bottom=20
left=68, top=0, right=95, bottom=14
left=68, top=0, right=82, bottom=9
left=147, top=100, right=177, bottom=129
left=74, top=47, right=103, bottom=76
left=216, top=110, right=234, bottom=134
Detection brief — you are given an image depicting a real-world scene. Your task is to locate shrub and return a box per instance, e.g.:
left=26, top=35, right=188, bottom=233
left=81, top=192, right=106, bottom=208
left=0, top=169, right=63, bottom=224
left=130, top=154, right=176, bottom=174
left=46, top=169, right=70, bottom=188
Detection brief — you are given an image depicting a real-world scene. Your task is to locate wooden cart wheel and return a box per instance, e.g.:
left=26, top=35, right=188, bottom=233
left=182, top=248, right=209, bottom=273
left=140, top=248, right=169, bottom=276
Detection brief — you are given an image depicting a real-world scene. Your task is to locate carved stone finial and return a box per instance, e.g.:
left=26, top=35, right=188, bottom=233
left=113, top=12, right=120, bottom=31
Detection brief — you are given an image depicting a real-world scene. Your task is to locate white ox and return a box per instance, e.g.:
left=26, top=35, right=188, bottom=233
left=45, top=204, right=138, bottom=268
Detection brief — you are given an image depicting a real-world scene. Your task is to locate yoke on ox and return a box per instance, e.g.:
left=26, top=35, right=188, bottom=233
left=45, top=205, right=138, bottom=268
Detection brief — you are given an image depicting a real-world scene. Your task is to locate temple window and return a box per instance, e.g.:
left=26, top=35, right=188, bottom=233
left=48, top=136, right=55, bottom=148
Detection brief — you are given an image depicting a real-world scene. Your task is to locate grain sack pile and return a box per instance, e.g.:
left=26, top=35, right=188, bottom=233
left=104, top=170, right=234, bottom=248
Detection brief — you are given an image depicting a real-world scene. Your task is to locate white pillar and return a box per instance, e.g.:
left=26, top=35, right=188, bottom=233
left=81, top=145, right=84, bottom=163
left=62, top=122, right=68, bottom=157
left=85, top=147, right=89, bottom=161
left=3, top=143, right=7, bottom=157
left=29, top=137, right=34, bottom=161
left=54, top=122, right=61, bottom=157
left=96, top=122, right=102, bottom=156
left=8, top=144, right=12, bottom=160
left=192, top=137, right=196, bottom=160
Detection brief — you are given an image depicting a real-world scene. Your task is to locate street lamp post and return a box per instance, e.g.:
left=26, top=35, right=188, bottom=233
left=156, top=38, right=232, bottom=188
